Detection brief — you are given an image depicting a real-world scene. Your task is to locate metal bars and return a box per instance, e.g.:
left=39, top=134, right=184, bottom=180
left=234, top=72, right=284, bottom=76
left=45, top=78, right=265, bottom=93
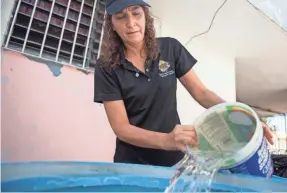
left=97, top=14, right=105, bottom=60
left=69, top=0, right=85, bottom=64
left=3, top=0, right=105, bottom=70
left=82, top=0, right=98, bottom=68
left=55, top=0, right=72, bottom=61
left=40, top=0, right=56, bottom=57
left=22, top=0, right=39, bottom=52
left=5, top=0, right=22, bottom=48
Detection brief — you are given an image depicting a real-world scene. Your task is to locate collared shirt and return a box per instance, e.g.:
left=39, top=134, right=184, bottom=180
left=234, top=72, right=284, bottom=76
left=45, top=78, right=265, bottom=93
left=94, top=37, right=197, bottom=166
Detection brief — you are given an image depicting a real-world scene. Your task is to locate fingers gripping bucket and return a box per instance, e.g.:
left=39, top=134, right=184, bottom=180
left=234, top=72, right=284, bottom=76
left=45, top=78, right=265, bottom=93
left=184, top=102, right=274, bottom=178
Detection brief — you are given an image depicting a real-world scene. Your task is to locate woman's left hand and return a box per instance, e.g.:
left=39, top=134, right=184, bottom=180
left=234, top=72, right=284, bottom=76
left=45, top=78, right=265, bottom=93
left=261, top=121, right=274, bottom=145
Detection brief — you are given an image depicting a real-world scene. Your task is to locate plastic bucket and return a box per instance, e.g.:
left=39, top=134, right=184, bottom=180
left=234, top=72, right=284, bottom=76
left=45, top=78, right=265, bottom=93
left=185, top=102, right=273, bottom=178
left=1, top=162, right=287, bottom=192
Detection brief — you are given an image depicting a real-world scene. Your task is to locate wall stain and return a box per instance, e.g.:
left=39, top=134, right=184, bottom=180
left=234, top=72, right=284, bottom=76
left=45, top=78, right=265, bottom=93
left=27, top=56, right=63, bottom=77
left=1, top=77, right=9, bottom=84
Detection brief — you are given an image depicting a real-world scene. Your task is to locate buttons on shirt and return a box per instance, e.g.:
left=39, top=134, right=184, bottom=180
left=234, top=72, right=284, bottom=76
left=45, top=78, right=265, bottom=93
left=133, top=68, right=151, bottom=81
left=146, top=68, right=150, bottom=81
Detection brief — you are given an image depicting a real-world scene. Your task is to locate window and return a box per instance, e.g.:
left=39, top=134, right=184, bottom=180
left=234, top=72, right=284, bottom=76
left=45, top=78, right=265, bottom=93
left=266, top=114, right=287, bottom=155
left=3, top=0, right=106, bottom=71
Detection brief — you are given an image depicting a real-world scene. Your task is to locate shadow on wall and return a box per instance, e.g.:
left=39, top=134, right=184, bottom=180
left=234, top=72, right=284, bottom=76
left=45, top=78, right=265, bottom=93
left=1, top=50, right=116, bottom=162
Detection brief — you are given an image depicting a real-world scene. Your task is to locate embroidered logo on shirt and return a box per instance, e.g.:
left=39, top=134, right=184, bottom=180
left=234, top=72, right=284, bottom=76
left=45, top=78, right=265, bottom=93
left=159, top=60, right=174, bottom=77
left=159, top=60, right=170, bottom=72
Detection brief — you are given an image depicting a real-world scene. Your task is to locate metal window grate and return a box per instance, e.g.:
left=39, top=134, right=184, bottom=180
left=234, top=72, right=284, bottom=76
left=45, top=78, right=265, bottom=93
left=4, top=0, right=106, bottom=70
left=267, top=114, right=287, bottom=155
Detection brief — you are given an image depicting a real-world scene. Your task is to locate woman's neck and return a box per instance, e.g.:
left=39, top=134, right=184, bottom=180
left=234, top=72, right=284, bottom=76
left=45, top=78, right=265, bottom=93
left=124, top=41, right=147, bottom=72
left=125, top=41, right=146, bottom=59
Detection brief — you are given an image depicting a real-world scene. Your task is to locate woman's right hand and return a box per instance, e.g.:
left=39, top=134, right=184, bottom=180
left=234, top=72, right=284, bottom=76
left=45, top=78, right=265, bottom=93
left=164, top=124, right=199, bottom=152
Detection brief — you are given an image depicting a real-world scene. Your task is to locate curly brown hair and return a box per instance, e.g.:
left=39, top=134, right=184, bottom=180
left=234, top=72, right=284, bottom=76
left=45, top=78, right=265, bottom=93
left=98, top=6, right=159, bottom=68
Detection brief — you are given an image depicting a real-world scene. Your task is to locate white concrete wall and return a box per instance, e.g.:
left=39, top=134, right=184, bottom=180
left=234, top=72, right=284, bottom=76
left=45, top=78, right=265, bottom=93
left=1, top=0, right=16, bottom=62
left=147, top=0, right=287, bottom=115
left=1, top=0, right=16, bottom=45
left=148, top=0, right=237, bottom=124
left=176, top=54, right=236, bottom=125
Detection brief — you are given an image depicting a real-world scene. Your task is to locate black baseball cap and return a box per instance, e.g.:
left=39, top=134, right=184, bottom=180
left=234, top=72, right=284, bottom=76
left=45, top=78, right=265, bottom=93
left=106, top=0, right=150, bottom=15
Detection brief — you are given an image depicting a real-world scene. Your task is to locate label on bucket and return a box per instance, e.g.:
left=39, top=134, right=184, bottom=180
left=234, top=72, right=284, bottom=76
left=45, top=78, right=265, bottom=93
left=186, top=102, right=274, bottom=178
left=194, top=104, right=256, bottom=155
left=195, top=111, right=239, bottom=151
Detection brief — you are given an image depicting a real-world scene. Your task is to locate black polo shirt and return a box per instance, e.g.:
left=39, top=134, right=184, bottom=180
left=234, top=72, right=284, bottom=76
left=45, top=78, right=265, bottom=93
left=94, top=37, right=197, bottom=167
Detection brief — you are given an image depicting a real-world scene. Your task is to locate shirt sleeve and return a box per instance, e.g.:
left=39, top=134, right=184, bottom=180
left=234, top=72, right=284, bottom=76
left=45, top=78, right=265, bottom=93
left=172, top=38, right=197, bottom=78
left=93, top=62, right=122, bottom=103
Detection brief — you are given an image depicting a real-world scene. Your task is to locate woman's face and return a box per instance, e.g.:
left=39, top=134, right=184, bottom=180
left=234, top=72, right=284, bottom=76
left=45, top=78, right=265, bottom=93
left=111, top=6, right=146, bottom=45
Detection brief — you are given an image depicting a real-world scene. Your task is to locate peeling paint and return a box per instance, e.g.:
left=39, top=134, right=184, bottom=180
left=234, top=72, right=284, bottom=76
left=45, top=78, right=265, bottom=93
left=1, top=76, right=9, bottom=84
left=77, top=68, right=92, bottom=75
left=27, top=56, right=63, bottom=77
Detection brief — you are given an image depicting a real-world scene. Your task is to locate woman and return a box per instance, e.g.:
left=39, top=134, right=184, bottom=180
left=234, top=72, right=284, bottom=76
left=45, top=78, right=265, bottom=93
left=94, top=0, right=273, bottom=166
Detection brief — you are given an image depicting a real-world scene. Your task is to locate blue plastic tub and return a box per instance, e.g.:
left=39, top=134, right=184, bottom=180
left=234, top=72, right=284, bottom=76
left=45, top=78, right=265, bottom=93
left=1, top=161, right=287, bottom=192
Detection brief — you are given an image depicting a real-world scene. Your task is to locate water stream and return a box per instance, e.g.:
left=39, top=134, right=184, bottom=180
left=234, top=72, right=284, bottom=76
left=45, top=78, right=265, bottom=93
left=164, top=150, right=225, bottom=193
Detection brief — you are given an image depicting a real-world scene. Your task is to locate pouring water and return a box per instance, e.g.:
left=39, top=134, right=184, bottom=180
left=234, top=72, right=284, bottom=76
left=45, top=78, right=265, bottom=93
left=164, top=102, right=274, bottom=192
left=164, top=147, right=230, bottom=193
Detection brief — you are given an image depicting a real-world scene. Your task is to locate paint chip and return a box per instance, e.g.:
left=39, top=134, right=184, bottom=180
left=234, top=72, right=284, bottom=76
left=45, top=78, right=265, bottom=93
left=26, top=56, right=63, bottom=77
left=1, top=77, right=9, bottom=84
